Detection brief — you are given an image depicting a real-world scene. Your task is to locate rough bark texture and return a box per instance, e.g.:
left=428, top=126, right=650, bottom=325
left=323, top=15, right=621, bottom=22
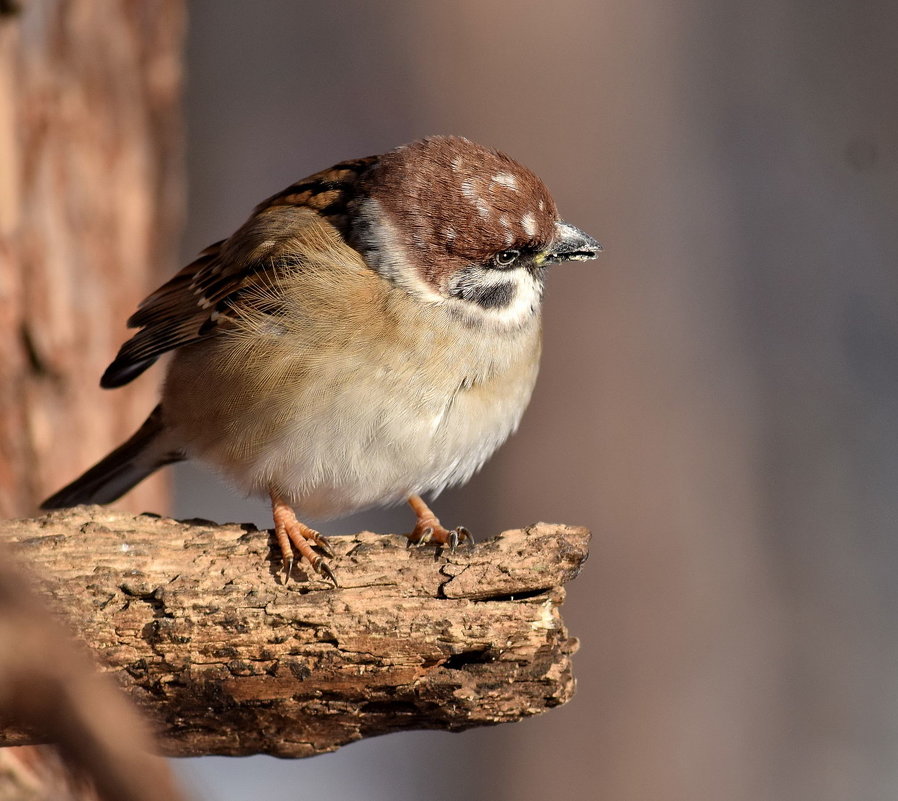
left=0, top=0, right=184, bottom=519
left=0, top=509, right=589, bottom=758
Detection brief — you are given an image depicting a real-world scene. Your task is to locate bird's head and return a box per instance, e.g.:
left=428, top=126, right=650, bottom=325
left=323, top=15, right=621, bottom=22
left=350, top=136, right=602, bottom=329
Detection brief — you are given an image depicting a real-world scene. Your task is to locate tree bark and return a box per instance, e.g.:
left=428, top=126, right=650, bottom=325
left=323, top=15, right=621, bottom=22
left=0, top=508, right=589, bottom=758
left=0, top=0, right=184, bottom=519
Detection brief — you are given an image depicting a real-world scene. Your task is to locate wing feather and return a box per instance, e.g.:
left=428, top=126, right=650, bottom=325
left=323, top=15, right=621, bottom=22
left=100, top=156, right=378, bottom=389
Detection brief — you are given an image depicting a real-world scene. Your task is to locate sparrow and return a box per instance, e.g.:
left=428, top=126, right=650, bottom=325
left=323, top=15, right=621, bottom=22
left=41, top=135, right=602, bottom=582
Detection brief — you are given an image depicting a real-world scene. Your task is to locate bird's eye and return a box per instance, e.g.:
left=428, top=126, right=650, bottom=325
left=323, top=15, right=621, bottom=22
left=493, top=249, right=520, bottom=268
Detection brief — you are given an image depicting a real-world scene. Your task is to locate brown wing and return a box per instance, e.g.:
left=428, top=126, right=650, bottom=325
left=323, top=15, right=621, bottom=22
left=100, top=156, right=378, bottom=388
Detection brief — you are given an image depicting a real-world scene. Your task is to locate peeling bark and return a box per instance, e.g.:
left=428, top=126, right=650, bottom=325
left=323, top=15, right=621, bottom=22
left=0, top=508, right=589, bottom=758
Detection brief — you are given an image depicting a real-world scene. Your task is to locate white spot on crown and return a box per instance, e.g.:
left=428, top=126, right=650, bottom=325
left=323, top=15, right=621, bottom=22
left=460, top=177, right=479, bottom=200
left=461, top=175, right=496, bottom=219
left=491, top=172, right=518, bottom=191
left=521, top=212, right=537, bottom=237
left=498, top=215, right=514, bottom=246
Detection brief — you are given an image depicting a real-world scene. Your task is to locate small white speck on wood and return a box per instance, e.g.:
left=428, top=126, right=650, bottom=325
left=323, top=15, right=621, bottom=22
left=0, top=508, right=590, bottom=758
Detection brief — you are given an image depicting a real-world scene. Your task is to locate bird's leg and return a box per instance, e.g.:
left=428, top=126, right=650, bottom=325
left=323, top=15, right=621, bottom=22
left=406, top=494, right=473, bottom=552
left=270, top=494, right=335, bottom=584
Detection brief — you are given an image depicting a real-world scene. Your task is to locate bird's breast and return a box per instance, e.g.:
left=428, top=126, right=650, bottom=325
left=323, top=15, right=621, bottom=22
left=164, top=266, right=542, bottom=517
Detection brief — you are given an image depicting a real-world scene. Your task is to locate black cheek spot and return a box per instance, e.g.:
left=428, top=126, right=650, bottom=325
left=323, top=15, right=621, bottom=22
left=471, top=281, right=517, bottom=309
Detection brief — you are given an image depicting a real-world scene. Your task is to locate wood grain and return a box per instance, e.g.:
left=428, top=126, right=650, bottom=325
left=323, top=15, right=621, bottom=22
left=1, top=508, right=590, bottom=757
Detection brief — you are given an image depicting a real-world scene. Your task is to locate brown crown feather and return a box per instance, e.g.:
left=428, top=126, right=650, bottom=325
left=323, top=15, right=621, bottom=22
left=357, top=136, right=559, bottom=287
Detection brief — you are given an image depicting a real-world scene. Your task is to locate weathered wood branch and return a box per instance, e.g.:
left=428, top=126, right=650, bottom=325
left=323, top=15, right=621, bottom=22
left=0, top=508, right=589, bottom=758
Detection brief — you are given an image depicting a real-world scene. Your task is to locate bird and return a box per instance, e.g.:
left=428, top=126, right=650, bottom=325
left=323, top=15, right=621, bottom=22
left=41, top=135, right=602, bottom=582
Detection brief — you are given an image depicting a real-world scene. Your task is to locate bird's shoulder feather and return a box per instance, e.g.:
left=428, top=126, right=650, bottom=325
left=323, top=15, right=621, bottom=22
left=101, top=156, right=378, bottom=389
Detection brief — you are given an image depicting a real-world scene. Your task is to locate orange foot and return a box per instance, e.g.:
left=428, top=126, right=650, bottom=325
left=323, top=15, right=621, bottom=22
left=270, top=494, right=335, bottom=584
left=406, top=494, right=474, bottom=552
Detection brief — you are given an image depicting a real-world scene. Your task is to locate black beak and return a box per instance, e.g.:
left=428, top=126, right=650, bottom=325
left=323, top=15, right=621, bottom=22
left=542, top=221, right=603, bottom=265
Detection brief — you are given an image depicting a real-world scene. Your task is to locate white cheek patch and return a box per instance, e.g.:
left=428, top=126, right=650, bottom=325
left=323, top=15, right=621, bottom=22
left=353, top=197, right=445, bottom=306
left=481, top=269, right=544, bottom=328
left=521, top=212, right=538, bottom=238
left=448, top=267, right=544, bottom=330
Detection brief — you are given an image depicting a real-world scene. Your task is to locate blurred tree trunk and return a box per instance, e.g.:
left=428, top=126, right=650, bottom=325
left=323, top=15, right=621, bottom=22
left=0, top=0, right=184, bottom=520
left=0, top=2, right=185, bottom=799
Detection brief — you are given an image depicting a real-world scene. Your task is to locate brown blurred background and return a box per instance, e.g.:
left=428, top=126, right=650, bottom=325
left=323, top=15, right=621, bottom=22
left=8, top=0, right=898, bottom=799
left=170, top=2, right=898, bottom=799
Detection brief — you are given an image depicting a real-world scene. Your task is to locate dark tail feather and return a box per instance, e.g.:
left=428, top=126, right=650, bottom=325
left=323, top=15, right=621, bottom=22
left=41, top=405, right=185, bottom=509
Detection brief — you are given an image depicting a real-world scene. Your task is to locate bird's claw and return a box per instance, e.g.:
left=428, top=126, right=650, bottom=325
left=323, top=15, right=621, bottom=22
left=407, top=522, right=473, bottom=552
left=450, top=526, right=474, bottom=551
left=413, top=526, right=434, bottom=547
left=283, top=555, right=337, bottom=586
left=316, top=559, right=337, bottom=585
left=313, top=533, right=335, bottom=558
left=271, top=499, right=337, bottom=586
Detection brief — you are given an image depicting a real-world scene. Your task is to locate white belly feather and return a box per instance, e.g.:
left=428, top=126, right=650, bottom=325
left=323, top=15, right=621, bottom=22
left=258, top=349, right=537, bottom=517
